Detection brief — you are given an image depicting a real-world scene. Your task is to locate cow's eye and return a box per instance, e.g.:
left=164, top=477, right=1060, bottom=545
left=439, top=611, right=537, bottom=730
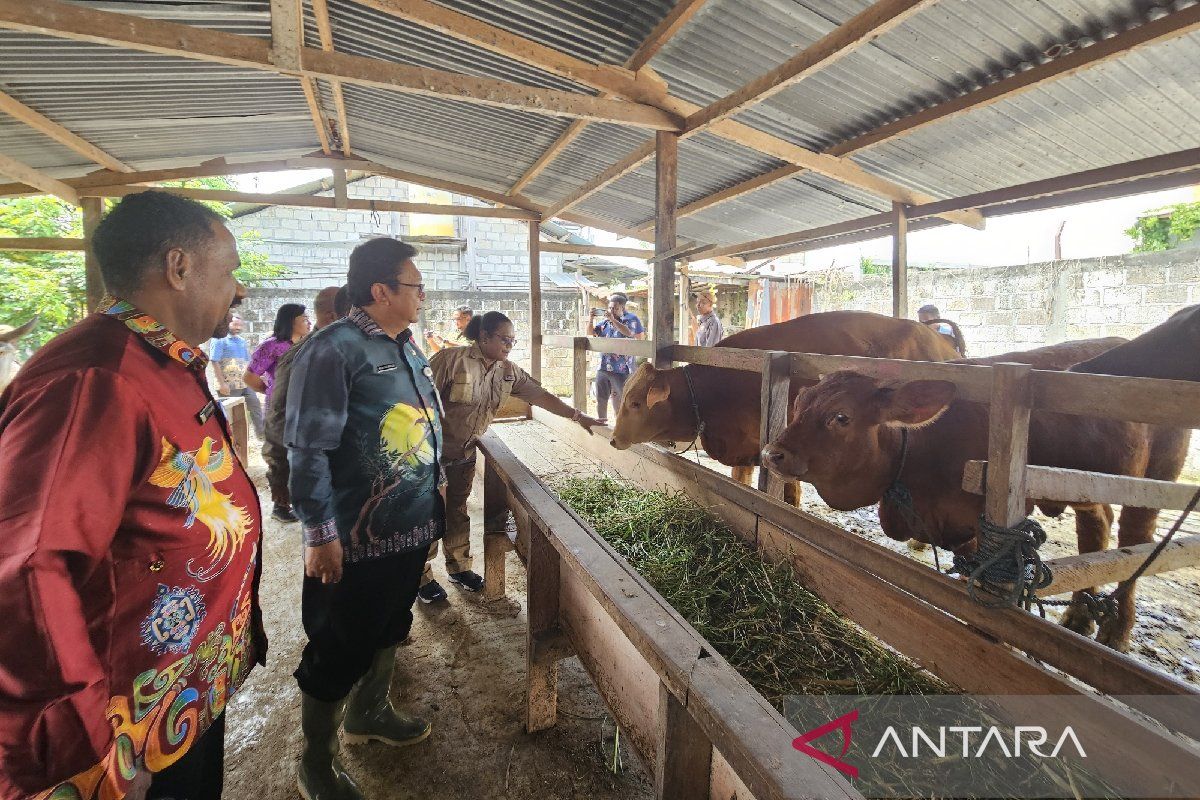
left=629, top=401, right=640, bottom=409
left=831, top=412, right=850, bottom=427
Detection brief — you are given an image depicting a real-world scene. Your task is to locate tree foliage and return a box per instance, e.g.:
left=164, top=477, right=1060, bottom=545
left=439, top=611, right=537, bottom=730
left=1126, top=201, right=1200, bottom=253
left=0, top=177, right=288, bottom=356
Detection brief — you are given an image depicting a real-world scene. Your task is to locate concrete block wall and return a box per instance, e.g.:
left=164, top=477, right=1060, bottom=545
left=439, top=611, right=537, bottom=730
left=812, top=249, right=1200, bottom=357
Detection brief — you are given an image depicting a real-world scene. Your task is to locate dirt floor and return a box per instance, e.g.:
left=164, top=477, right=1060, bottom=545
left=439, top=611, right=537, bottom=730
left=223, top=437, right=654, bottom=800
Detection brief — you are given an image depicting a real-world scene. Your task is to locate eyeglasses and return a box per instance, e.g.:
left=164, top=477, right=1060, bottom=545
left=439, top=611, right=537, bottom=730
left=497, top=335, right=518, bottom=346
left=396, top=281, right=425, bottom=294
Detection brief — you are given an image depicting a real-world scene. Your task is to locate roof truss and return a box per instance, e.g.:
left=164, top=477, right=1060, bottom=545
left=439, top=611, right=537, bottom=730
left=0, top=88, right=133, bottom=173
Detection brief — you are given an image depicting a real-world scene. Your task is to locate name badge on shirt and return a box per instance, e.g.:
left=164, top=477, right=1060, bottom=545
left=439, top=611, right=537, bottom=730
left=375, top=363, right=398, bottom=373
left=197, top=400, right=217, bottom=424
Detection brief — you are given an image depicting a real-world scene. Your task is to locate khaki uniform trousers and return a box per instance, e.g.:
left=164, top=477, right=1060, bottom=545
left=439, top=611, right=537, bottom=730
left=422, top=457, right=476, bottom=583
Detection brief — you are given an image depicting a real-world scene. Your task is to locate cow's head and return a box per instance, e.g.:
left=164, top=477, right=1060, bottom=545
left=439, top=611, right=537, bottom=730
left=0, top=317, right=37, bottom=390
left=610, top=363, right=696, bottom=450
left=761, top=370, right=955, bottom=511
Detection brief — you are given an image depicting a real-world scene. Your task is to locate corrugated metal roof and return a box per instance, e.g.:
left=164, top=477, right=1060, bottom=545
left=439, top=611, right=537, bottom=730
left=1, top=0, right=1198, bottom=252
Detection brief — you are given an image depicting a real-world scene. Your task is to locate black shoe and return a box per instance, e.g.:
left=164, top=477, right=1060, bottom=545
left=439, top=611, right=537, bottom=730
left=418, top=580, right=448, bottom=604
left=272, top=504, right=299, bottom=523
left=448, top=570, right=484, bottom=592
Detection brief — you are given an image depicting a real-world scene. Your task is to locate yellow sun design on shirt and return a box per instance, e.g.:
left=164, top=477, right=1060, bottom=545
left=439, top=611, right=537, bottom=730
left=379, top=402, right=435, bottom=469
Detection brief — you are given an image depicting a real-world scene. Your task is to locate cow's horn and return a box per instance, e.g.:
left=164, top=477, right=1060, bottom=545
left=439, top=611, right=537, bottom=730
left=0, top=317, right=38, bottom=343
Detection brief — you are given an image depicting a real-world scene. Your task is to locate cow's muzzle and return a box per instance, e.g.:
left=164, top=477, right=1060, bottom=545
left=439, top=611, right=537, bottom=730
left=761, top=444, right=805, bottom=478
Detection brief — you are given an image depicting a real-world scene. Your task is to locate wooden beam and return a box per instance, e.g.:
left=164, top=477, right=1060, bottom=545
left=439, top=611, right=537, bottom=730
left=79, top=184, right=540, bottom=219
left=82, top=197, right=103, bottom=310
left=628, top=0, right=710, bottom=72
left=756, top=352, right=790, bottom=500
left=0, top=0, right=681, bottom=131
left=332, top=167, right=348, bottom=209
left=652, top=132, right=677, bottom=369
left=269, top=0, right=302, bottom=70
left=963, top=462, right=1200, bottom=513
left=540, top=241, right=653, bottom=259
left=634, top=164, right=801, bottom=232
left=310, top=0, right=351, bottom=155
left=0, top=236, right=85, bottom=251
left=683, top=0, right=936, bottom=135
left=891, top=201, right=907, bottom=318
left=300, top=77, right=333, bottom=154
left=508, top=119, right=588, bottom=195
left=1039, top=536, right=1200, bottom=598
left=529, top=221, right=542, bottom=382
left=827, top=3, right=1200, bottom=158
left=541, top=140, right=655, bottom=220
left=0, top=88, right=132, bottom=173
left=654, top=682, right=713, bottom=800
left=0, top=153, right=78, bottom=204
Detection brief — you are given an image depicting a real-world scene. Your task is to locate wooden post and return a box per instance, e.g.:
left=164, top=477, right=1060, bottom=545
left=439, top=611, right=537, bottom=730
left=652, top=131, right=678, bottom=368
left=82, top=196, right=104, bottom=310
left=572, top=336, right=588, bottom=414
left=654, top=682, right=712, bottom=800
left=526, top=521, right=561, bottom=733
left=891, top=201, right=908, bottom=319
left=332, top=167, right=348, bottom=209
left=757, top=351, right=790, bottom=500
left=482, top=456, right=511, bottom=601
left=529, top=220, right=542, bottom=382
left=985, top=362, right=1033, bottom=527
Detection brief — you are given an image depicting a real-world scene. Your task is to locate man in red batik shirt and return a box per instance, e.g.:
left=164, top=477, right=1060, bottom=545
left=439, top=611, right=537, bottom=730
left=0, top=191, right=266, bottom=800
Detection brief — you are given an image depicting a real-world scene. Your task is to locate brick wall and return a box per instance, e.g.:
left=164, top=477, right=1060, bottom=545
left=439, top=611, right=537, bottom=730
left=812, top=248, right=1200, bottom=357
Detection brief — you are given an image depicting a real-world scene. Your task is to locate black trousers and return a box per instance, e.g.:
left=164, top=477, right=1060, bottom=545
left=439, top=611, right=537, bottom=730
left=294, top=547, right=428, bottom=702
left=147, top=713, right=225, bottom=800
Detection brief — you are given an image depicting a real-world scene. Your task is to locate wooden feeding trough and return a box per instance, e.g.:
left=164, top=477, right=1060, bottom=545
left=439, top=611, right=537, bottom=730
left=479, top=331, right=1200, bottom=798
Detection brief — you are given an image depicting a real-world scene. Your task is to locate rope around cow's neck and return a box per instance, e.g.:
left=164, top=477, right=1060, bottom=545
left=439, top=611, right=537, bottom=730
left=881, top=427, right=944, bottom=573
left=669, top=364, right=706, bottom=459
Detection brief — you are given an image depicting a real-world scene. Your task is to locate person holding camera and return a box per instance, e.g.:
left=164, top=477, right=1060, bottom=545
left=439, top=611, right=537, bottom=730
left=589, top=292, right=645, bottom=423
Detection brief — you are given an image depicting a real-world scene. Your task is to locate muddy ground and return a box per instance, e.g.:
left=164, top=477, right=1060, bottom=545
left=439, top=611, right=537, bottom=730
left=223, top=438, right=653, bottom=800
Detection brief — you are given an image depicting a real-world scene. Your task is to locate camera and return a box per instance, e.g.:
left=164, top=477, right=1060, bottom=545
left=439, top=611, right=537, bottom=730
left=590, top=307, right=607, bottom=317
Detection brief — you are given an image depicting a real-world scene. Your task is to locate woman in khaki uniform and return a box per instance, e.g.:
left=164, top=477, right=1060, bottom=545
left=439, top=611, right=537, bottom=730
left=419, top=311, right=602, bottom=601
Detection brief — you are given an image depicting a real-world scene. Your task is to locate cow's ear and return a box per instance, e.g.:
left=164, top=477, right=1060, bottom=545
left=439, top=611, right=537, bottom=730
left=646, top=376, right=671, bottom=408
left=883, top=380, right=955, bottom=425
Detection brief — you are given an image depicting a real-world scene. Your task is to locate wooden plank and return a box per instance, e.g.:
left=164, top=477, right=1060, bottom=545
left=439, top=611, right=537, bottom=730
left=1032, top=369, right=1200, bottom=428
left=985, top=363, right=1033, bottom=527
left=963, top=461, right=1200, bottom=512
left=529, top=221, right=542, bottom=383
left=572, top=337, right=588, bottom=414
left=540, top=241, right=653, bottom=259
left=652, top=132, right=678, bottom=369
left=78, top=184, right=540, bottom=219
left=891, top=201, right=908, bottom=318
left=655, top=682, right=713, bottom=800
left=756, top=352, right=790, bottom=500
left=352, top=158, right=540, bottom=211
left=545, top=334, right=655, bottom=358
left=269, top=0, right=302, bottom=70
left=482, top=457, right=509, bottom=601
left=81, top=197, right=103, bottom=310
left=0, top=153, right=78, bottom=205
left=0, top=88, right=132, bottom=173
left=0, top=236, right=85, bottom=251
left=508, top=119, right=589, bottom=195
left=1039, top=536, right=1200, bottom=597
left=0, top=0, right=681, bottom=131
left=683, top=0, right=936, bottom=134
left=218, top=396, right=250, bottom=466
left=310, top=0, right=351, bottom=154
left=627, top=0, right=710, bottom=71
left=541, top=140, right=656, bottom=220
left=826, top=3, right=1200, bottom=158
left=633, top=164, right=802, bottom=233
left=525, top=522, right=561, bottom=733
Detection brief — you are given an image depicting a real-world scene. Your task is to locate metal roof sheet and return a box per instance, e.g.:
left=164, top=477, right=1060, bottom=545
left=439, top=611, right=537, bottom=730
left=0, top=0, right=1197, bottom=251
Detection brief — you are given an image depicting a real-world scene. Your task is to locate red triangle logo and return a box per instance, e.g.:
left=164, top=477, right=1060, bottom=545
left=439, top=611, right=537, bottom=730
left=792, top=709, right=859, bottom=779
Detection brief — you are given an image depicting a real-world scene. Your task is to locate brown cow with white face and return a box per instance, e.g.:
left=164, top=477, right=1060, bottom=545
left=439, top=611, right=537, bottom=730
left=761, top=336, right=1189, bottom=652
left=609, top=310, right=961, bottom=502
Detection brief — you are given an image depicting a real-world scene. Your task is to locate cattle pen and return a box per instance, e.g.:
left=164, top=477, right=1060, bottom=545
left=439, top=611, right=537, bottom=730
left=3, top=0, right=1200, bottom=796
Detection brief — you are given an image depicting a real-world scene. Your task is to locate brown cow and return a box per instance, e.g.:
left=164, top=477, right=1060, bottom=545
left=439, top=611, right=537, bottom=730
left=1071, top=304, right=1200, bottom=381
left=609, top=310, right=961, bottom=503
left=761, top=337, right=1187, bottom=651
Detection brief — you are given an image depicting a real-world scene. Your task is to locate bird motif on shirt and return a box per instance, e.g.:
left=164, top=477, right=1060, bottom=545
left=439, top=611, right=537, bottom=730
left=150, top=436, right=253, bottom=580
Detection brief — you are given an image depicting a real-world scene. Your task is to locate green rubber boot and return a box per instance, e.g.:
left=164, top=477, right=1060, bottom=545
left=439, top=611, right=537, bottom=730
left=342, top=646, right=432, bottom=747
left=297, top=693, right=365, bottom=800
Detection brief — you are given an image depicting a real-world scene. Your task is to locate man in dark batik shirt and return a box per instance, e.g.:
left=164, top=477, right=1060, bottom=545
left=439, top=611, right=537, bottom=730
left=285, top=238, right=443, bottom=800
